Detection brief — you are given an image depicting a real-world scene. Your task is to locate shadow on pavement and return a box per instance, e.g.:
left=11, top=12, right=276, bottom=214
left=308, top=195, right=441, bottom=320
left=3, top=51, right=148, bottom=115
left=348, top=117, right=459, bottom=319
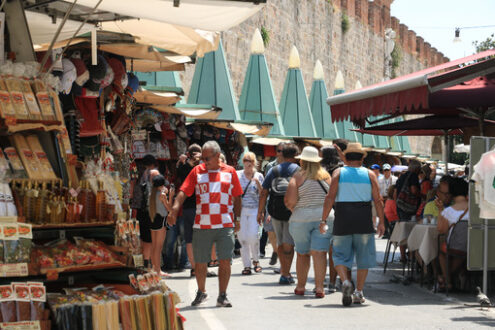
left=303, top=303, right=367, bottom=309
left=242, top=282, right=285, bottom=287
left=179, top=305, right=219, bottom=312
left=450, top=316, right=495, bottom=327
left=264, top=295, right=308, bottom=301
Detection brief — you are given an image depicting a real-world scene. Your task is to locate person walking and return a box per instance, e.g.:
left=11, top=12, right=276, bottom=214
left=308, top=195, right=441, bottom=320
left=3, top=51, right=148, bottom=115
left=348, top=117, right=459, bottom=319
left=168, top=141, right=243, bottom=308
left=284, top=146, right=333, bottom=298
left=320, top=143, right=385, bottom=306
left=258, top=143, right=300, bottom=285
left=175, top=144, right=202, bottom=277
left=259, top=142, right=286, bottom=266
left=237, top=152, right=264, bottom=275
left=130, top=154, right=159, bottom=269
left=148, top=174, right=174, bottom=276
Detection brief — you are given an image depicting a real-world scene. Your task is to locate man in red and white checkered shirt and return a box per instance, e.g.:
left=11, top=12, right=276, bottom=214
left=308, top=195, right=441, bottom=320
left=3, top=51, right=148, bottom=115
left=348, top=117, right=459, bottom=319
left=169, top=141, right=242, bottom=308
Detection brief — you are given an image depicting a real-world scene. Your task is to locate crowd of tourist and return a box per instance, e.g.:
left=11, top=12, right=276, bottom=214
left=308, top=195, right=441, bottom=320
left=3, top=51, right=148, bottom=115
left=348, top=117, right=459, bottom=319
left=130, top=138, right=470, bottom=307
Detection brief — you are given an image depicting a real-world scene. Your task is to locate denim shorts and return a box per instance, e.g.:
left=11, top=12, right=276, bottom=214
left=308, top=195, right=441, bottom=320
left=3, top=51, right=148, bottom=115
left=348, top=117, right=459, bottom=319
left=332, top=233, right=376, bottom=269
left=289, top=221, right=332, bottom=254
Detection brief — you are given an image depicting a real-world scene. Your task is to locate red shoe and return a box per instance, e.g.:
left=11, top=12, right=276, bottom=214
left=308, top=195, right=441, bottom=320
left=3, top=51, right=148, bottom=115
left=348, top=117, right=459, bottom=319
left=315, top=291, right=325, bottom=299
left=294, top=288, right=305, bottom=296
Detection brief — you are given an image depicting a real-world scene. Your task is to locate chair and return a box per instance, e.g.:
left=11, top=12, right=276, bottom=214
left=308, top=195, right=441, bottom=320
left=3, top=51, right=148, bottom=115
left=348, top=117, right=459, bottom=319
left=445, top=220, right=469, bottom=295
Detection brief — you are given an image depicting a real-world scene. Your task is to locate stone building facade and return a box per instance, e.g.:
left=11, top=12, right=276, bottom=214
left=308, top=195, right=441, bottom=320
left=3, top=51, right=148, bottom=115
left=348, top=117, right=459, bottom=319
left=181, top=0, right=447, bottom=156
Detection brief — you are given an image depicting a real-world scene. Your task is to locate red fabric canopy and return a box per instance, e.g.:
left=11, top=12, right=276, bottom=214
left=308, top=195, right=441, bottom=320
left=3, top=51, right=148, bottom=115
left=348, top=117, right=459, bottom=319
left=328, top=50, right=495, bottom=123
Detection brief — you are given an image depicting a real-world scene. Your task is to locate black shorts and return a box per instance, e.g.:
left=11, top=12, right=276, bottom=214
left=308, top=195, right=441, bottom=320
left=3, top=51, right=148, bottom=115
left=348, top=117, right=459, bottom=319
left=151, top=213, right=167, bottom=231
left=136, top=209, right=152, bottom=243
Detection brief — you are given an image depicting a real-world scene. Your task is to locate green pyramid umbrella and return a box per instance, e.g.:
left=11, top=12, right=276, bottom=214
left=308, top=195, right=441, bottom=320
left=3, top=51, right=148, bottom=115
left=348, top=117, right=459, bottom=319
left=188, top=40, right=240, bottom=120
left=309, top=60, right=339, bottom=139
left=279, top=46, right=317, bottom=138
left=239, top=29, right=285, bottom=136
left=333, top=71, right=358, bottom=142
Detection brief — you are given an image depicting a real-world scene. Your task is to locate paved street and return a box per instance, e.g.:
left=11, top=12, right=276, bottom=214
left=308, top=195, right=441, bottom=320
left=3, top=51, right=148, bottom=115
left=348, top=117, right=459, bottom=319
left=168, top=237, right=495, bottom=329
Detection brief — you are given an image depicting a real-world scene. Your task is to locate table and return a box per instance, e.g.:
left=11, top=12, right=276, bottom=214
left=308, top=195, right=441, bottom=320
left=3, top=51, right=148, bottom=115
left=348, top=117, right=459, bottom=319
left=390, top=221, right=416, bottom=246
left=407, top=224, right=439, bottom=266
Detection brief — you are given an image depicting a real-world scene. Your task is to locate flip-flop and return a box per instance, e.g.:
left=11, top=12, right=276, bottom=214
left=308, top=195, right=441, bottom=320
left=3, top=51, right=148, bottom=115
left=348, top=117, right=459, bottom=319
left=253, top=262, right=262, bottom=273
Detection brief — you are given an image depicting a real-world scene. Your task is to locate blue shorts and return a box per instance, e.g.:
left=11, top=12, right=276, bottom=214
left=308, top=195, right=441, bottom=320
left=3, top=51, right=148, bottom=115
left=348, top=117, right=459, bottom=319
left=289, top=221, right=332, bottom=255
left=332, top=233, right=376, bottom=269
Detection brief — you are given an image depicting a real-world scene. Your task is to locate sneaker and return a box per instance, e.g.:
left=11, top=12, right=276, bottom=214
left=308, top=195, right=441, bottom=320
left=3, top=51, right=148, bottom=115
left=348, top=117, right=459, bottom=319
left=279, top=275, right=292, bottom=285
left=352, top=290, right=365, bottom=304
left=335, top=277, right=342, bottom=291
left=269, top=252, right=278, bottom=265
left=327, top=282, right=337, bottom=293
left=216, top=293, right=232, bottom=307
left=191, top=291, right=208, bottom=306
left=273, top=268, right=281, bottom=274
left=341, top=280, right=353, bottom=307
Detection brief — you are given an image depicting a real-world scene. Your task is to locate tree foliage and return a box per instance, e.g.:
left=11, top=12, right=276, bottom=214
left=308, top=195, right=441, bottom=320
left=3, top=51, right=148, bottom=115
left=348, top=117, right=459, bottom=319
left=473, top=34, right=495, bottom=53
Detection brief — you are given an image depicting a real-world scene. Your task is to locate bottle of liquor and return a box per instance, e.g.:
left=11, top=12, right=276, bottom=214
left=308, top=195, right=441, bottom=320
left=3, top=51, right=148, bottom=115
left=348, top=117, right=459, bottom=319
left=23, top=181, right=38, bottom=223
left=95, top=180, right=106, bottom=222
left=34, top=182, right=50, bottom=224
left=80, top=181, right=96, bottom=223
left=65, top=197, right=78, bottom=223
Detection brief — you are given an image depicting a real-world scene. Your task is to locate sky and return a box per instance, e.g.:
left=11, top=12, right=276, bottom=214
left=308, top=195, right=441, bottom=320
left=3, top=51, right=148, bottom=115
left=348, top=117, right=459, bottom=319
left=391, top=0, right=495, bottom=60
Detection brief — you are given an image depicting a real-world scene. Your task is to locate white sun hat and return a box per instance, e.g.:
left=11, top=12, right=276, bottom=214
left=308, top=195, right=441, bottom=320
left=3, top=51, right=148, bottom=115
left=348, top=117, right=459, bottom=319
left=296, top=146, right=322, bottom=163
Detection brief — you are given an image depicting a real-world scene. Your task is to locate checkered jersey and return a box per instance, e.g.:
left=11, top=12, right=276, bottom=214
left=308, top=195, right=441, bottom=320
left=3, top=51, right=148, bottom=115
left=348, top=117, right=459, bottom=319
left=180, top=163, right=242, bottom=229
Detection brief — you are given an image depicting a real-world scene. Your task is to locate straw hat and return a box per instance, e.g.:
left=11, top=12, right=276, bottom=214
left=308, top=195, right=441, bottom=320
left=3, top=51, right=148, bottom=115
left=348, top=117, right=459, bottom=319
left=343, top=142, right=367, bottom=158
left=296, top=146, right=322, bottom=163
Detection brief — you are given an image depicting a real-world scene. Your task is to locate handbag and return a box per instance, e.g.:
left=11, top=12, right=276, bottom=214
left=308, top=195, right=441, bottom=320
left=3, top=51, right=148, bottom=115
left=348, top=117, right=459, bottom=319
left=396, top=173, right=420, bottom=214
left=441, top=209, right=468, bottom=256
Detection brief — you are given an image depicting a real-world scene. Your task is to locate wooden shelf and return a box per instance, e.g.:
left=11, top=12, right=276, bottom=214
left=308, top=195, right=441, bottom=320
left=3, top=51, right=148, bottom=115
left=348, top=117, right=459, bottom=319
left=32, top=221, right=115, bottom=230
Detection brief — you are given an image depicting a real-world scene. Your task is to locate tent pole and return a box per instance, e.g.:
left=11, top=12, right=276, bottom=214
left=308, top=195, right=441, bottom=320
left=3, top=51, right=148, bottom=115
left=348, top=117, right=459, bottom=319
left=479, top=108, right=485, bottom=137
left=443, top=132, right=449, bottom=173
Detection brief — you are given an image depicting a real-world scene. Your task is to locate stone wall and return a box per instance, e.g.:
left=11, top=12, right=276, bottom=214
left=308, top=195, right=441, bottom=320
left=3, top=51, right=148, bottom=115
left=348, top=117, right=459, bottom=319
left=180, top=0, right=447, bottom=156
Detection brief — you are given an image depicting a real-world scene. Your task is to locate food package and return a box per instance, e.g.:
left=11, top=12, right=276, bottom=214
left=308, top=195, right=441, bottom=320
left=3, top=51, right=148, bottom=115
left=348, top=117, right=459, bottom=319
left=0, top=78, right=16, bottom=119
left=3, top=146, right=27, bottom=178
left=3, top=223, right=20, bottom=264
left=5, top=63, right=31, bottom=120
left=25, top=135, right=57, bottom=179
left=49, top=89, right=64, bottom=122
left=11, top=134, right=44, bottom=180
left=32, top=78, right=56, bottom=121
left=0, top=285, right=16, bottom=322
left=28, top=282, right=46, bottom=321
left=17, top=223, right=33, bottom=263
left=13, top=283, right=31, bottom=321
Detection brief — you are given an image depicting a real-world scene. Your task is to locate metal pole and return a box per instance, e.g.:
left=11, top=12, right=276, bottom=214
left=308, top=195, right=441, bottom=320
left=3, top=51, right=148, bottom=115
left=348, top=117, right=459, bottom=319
left=483, top=137, right=490, bottom=294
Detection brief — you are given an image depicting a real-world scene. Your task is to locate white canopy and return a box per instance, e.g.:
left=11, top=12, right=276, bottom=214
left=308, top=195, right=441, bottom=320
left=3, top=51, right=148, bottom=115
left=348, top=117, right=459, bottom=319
left=73, top=0, right=264, bottom=32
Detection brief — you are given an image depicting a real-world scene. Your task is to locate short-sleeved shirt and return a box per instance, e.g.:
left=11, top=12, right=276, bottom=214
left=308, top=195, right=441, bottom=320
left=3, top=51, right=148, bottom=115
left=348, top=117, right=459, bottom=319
left=180, top=163, right=243, bottom=229
left=237, top=170, right=264, bottom=209
left=423, top=200, right=439, bottom=218
left=378, top=175, right=397, bottom=197
left=262, top=162, right=300, bottom=190
left=177, top=162, right=196, bottom=209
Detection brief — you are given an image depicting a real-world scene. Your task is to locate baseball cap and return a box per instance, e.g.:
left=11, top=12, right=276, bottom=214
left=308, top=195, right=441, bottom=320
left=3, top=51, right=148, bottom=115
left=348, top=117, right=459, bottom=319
left=383, top=163, right=391, bottom=170
left=371, top=164, right=381, bottom=170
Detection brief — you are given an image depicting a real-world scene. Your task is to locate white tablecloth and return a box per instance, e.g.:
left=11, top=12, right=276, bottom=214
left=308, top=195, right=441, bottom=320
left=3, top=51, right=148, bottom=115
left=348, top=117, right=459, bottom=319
left=390, top=221, right=416, bottom=246
left=407, top=224, right=439, bottom=266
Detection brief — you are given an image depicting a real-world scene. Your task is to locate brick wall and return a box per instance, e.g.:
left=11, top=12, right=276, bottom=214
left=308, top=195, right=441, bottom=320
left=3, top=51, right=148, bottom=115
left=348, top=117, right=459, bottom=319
left=180, top=0, right=446, bottom=156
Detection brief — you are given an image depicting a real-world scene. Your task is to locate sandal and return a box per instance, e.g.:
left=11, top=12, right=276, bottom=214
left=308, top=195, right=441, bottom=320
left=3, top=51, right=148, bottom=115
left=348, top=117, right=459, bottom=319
left=294, top=288, right=305, bottom=296
left=315, top=291, right=325, bottom=299
left=208, top=260, right=219, bottom=267
left=253, top=261, right=262, bottom=273
left=242, top=267, right=252, bottom=275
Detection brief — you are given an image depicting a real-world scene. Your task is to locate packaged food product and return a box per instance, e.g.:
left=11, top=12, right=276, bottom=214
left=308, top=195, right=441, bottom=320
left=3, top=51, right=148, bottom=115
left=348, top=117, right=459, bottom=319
left=3, top=147, right=27, bottom=177
left=25, top=135, right=57, bottom=179
left=5, top=69, right=30, bottom=119
left=11, top=134, right=43, bottom=180
left=0, top=284, right=16, bottom=322
left=3, top=223, right=20, bottom=264
left=17, top=223, right=33, bottom=263
left=13, top=283, right=31, bottom=321
left=0, top=78, right=16, bottom=119
left=28, top=282, right=46, bottom=321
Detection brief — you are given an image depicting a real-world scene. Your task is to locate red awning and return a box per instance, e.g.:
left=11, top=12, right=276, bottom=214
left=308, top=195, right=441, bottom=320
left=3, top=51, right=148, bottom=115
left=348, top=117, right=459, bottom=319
left=328, top=50, right=495, bottom=123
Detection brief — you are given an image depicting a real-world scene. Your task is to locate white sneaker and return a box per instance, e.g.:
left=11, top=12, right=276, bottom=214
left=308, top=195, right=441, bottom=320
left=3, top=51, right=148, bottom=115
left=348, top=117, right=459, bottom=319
left=342, top=280, right=353, bottom=306
left=352, top=290, right=365, bottom=304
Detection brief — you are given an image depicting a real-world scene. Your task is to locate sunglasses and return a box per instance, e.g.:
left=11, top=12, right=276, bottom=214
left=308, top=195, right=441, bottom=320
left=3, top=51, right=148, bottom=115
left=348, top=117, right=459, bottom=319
left=243, top=159, right=254, bottom=163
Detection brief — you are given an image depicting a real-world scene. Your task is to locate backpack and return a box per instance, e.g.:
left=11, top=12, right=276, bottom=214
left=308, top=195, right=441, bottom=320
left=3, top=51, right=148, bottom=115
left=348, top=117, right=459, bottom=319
left=267, top=165, right=295, bottom=221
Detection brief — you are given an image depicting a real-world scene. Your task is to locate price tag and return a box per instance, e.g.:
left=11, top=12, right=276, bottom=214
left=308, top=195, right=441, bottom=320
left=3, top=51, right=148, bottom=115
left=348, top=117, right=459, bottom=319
left=68, top=276, right=74, bottom=286
left=59, top=230, right=66, bottom=240
left=132, top=254, right=144, bottom=268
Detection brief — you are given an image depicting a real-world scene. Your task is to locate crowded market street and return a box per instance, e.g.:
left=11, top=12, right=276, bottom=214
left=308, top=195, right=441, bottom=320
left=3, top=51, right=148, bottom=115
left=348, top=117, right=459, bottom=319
left=172, top=238, right=495, bottom=329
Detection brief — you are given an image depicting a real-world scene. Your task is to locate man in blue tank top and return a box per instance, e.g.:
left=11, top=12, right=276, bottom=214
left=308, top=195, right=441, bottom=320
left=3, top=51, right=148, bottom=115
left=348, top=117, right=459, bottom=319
left=320, top=142, right=385, bottom=306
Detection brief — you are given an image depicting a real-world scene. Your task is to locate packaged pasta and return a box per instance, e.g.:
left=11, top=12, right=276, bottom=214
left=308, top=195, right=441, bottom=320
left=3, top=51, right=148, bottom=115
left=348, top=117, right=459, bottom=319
left=5, top=63, right=30, bottom=120
left=20, top=65, right=41, bottom=120
left=32, top=78, right=56, bottom=121
left=0, top=78, right=16, bottom=119
left=25, top=135, right=57, bottom=179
